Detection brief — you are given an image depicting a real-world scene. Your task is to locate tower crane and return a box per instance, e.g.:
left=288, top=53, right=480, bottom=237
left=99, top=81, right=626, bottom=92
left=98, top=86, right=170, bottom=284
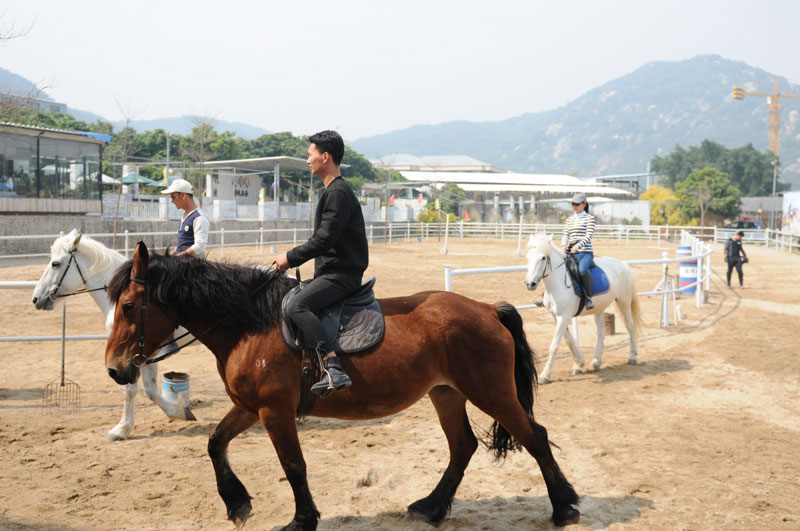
left=732, top=75, right=800, bottom=158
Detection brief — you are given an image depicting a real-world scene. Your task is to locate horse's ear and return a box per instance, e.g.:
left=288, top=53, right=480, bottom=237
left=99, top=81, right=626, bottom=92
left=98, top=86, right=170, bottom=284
left=72, top=231, right=83, bottom=247
left=526, top=234, right=535, bottom=249
left=131, top=241, right=150, bottom=280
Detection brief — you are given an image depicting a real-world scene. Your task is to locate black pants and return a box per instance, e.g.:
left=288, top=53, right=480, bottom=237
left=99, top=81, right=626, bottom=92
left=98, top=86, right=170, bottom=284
left=286, top=273, right=362, bottom=354
left=726, top=257, right=744, bottom=287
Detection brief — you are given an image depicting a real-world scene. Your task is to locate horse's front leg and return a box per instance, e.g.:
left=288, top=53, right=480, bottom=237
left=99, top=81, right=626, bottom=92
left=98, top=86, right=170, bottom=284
left=562, top=320, right=586, bottom=376
left=539, top=314, right=572, bottom=384
left=140, top=362, right=196, bottom=421
left=591, top=312, right=606, bottom=371
left=208, top=405, right=259, bottom=529
left=105, top=382, right=137, bottom=441
left=260, top=404, right=320, bottom=531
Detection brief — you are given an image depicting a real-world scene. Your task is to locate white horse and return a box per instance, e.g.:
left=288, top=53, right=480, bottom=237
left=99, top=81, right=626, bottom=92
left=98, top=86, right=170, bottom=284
left=524, top=234, right=644, bottom=384
left=31, top=229, right=195, bottom=440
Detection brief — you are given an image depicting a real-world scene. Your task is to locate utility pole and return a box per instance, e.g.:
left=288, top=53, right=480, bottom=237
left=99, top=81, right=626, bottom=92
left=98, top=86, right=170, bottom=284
left=770, top=159, right=778, bottom=229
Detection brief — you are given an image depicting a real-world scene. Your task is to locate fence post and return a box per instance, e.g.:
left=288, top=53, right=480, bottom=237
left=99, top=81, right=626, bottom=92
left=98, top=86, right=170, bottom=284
left=259, top=226, right=263, bottom=255
left=660, top=251, right=670, bottom=328
left=388, top=223, right=393, bottom=245
left=444, top=265, right=452, bottom=291
left=406, top=222, right=410, bottom=242
left=369, top=224, right=374, bottom=245
left=695, top=248, right=703, bottom=309
left=459, top=220, right=464, bottom=240
left=124, top=230, right=129, bottom=258
left=220, top=228, right=225, bottom=257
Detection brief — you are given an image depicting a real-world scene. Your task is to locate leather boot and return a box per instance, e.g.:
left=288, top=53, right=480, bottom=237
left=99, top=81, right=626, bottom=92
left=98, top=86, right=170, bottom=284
left=311, top=356, right=352, bottom=398
left=581, top=272, right=594, bottom=310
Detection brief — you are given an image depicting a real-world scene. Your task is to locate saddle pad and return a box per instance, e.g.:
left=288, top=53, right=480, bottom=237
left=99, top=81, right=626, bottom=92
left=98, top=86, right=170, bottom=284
left=280, top=283, right=385, bottom=354
left=573, top=265, right=610, bottom=297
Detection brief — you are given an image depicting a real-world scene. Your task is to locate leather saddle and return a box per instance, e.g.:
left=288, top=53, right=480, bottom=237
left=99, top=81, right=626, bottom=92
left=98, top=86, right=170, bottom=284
left=280, top=277, right=385, bottom=355
left=565, top=255, right=610, bottom=315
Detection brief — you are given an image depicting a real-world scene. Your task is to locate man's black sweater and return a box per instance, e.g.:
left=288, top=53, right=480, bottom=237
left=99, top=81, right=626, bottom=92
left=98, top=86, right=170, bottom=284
left=287, top=176, right=368, bottom=277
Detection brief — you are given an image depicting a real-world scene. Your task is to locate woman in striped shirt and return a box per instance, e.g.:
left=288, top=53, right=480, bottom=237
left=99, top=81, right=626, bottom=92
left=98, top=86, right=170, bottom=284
left=561, top=192, right=597, bottom=309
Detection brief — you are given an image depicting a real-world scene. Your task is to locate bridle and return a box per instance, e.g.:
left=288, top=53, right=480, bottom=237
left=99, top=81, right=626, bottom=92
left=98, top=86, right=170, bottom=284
left=128, top=266, right=279, bottom=368
left=49, top=248, right=107, bottom=301
left=532, top=250, right=568, bottom=284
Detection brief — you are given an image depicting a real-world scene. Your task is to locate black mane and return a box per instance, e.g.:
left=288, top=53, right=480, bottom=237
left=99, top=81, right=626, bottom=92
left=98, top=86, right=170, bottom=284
left=108, top=253, right=297, bottom=333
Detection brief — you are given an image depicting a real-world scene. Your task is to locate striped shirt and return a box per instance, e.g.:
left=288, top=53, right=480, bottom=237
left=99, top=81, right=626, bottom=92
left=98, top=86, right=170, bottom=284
left=561, top=211, right=596, bottom=253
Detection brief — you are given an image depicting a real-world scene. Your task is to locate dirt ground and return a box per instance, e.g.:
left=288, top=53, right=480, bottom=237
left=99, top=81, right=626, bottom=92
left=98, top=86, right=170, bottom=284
left=1, top=237, right=798, bottom=530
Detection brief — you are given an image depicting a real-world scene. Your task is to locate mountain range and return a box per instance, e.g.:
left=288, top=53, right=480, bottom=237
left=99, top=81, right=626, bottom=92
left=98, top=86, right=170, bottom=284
left=351, top=55, right=800, bottom=190
left=0, top=67, right=272, bottom=139
left=3, top=56, right=798, bottom=189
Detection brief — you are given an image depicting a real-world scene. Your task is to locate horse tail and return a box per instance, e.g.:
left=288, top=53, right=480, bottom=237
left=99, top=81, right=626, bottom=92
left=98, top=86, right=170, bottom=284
left=489, top=303, right=537, bottom=459
left=629, top=290, right=645, bottom=340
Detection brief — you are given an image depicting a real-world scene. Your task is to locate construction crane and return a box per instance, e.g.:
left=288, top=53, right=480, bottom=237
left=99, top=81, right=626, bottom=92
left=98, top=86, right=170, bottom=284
left=732, top=75, right=800, bottom=158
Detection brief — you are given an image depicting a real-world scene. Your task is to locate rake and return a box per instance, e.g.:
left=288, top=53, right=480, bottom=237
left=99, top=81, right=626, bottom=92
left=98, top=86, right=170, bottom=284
left=42, top=303, right=81, bottom=413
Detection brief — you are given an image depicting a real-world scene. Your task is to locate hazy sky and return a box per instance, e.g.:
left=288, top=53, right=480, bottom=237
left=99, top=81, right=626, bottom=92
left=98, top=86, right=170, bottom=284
left=3, top=0, right=800, bottom=141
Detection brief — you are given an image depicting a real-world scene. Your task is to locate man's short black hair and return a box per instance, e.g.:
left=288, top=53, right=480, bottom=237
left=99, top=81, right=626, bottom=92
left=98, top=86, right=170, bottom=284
left=736, top=231, right=745, bottom=237
left=309, top=130, right=345, bottom=166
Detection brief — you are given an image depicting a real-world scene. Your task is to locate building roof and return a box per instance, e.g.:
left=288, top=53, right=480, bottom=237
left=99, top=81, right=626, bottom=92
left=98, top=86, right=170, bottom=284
left=398, top=170, right=634, bottom=197
left=204, top=156, right=310, bottom=173
left=0, top=121, right=111, bottom=144
left=372, top=154, right=507, bottom=173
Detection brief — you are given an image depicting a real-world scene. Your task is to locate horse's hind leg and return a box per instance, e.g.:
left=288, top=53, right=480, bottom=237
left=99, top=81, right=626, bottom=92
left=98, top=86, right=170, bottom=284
left=140, top=362, right=196, bottom=421
left=105, top=383, right=137, bottom=441
left=408, top=385, right=478, bottom=524
left=208, top=405, right=259, bottom=529
left=591, top=311, right=606, bottom=371
left=259, top=404, right=320, bottom=531
left=474, top=397, right=579, bottom=526
left=617, top=300, right=638, bottom=364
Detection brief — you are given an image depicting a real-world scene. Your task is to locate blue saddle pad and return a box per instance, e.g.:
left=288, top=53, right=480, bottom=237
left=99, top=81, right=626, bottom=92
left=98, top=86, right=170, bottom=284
left=574, top=265, right=610, bottom=297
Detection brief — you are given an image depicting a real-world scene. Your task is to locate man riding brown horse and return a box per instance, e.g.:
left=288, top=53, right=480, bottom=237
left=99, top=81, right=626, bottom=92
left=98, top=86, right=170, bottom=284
left=274, top=130, right=369, bottom=397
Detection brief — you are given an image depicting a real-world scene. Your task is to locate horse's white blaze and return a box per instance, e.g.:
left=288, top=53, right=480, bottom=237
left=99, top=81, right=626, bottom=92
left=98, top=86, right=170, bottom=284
left=525, top=234, right=644, bottom=383
left=32, top=229, right=194, bottom=441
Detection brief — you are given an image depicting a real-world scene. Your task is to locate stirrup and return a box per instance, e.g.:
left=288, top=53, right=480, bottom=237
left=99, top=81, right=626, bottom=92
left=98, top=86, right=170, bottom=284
left=585, top=298, right=594, bottom=309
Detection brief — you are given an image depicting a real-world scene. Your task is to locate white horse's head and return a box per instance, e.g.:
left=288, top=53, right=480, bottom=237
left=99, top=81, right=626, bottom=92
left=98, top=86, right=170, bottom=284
left=524, top=234, right=563, bottom=290
left=32, top=229, right=122, bottom=310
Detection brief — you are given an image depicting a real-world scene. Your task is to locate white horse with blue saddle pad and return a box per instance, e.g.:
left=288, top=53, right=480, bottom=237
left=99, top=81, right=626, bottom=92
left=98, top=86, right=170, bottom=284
left=524, top=234, right=644, bottom=384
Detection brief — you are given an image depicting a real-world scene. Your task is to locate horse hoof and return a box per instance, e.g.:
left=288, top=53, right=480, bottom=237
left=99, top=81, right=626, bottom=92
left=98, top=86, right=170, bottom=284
left=553, top=507, right=580, bottom=527
left=105, top=427, right=131, bottom=442
left=184, top=408, right=197, bottom=421
left=231, top=501, right=251, bottom=530
left=592, top=361, right=600, bottom=371
left=628, top=358, right=637, bottom=365
left=570, top=368, right=582, bottom=376
left=538, top=376, right=550, bottom=385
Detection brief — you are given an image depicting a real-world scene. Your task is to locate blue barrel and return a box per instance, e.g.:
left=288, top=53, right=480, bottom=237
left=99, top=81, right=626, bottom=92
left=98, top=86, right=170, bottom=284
left=162, top=371, right=190, bottom=405
left=676, top=246, right=697, bottom=294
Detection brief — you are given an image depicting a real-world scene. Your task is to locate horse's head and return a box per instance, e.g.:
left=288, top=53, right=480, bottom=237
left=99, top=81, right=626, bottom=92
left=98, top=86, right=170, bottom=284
left=105, top=241, right=177, bottom=385
left=32, top=229, right=87, bottom=310
left=524, top=234, right=557, bottom=290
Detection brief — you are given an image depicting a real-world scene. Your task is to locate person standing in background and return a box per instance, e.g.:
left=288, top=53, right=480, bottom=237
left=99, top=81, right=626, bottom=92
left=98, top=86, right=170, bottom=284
left=161, top=179, right=210, bottom=257
left=724, top=231, right=748, bottom=288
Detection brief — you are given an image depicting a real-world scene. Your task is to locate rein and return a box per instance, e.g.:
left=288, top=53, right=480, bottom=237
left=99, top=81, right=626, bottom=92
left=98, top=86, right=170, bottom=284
left=129, top=265, right=280, bottom=367
left=50, top=249, right=108, bottom=300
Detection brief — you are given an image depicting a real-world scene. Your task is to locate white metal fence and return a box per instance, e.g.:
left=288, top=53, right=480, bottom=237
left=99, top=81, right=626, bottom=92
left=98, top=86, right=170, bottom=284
left=2, top=221, right=797, bottom=261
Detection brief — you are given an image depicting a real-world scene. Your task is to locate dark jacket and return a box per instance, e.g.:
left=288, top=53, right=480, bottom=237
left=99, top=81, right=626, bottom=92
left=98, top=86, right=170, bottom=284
left=724, top=238, right=747, bottom=262
left=286, top=176, right=368, bottom=277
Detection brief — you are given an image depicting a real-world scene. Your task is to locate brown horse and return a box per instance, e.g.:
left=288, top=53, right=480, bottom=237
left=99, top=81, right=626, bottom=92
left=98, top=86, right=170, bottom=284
left=105, top=242, right=580, bottom=530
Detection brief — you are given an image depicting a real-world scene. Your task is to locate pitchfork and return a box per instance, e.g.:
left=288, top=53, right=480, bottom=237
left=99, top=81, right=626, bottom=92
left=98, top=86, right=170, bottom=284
left=42, top=303, right=81, bottom=413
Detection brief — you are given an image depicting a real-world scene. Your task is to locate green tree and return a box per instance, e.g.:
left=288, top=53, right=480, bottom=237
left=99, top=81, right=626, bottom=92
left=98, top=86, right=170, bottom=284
left=650, top=139, right=788, bottom=196
left=438, top=182, right=466, bottom=215
left=675, top=167, right=740, bottom=225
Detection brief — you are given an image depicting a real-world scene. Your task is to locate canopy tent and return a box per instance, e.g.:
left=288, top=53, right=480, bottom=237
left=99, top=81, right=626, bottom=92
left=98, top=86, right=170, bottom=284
left=118, top=174, right=161, bottom=186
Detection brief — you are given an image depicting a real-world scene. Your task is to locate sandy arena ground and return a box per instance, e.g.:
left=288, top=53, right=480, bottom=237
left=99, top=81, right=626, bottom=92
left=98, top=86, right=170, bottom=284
left=1, top=237, right=799, bottom=530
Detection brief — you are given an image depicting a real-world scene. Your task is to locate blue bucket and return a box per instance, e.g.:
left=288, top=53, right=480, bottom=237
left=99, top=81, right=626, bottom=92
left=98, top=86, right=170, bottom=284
left=162, top=372, right=190, bottom=405
left=676, top=246, right=697, bottom=294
